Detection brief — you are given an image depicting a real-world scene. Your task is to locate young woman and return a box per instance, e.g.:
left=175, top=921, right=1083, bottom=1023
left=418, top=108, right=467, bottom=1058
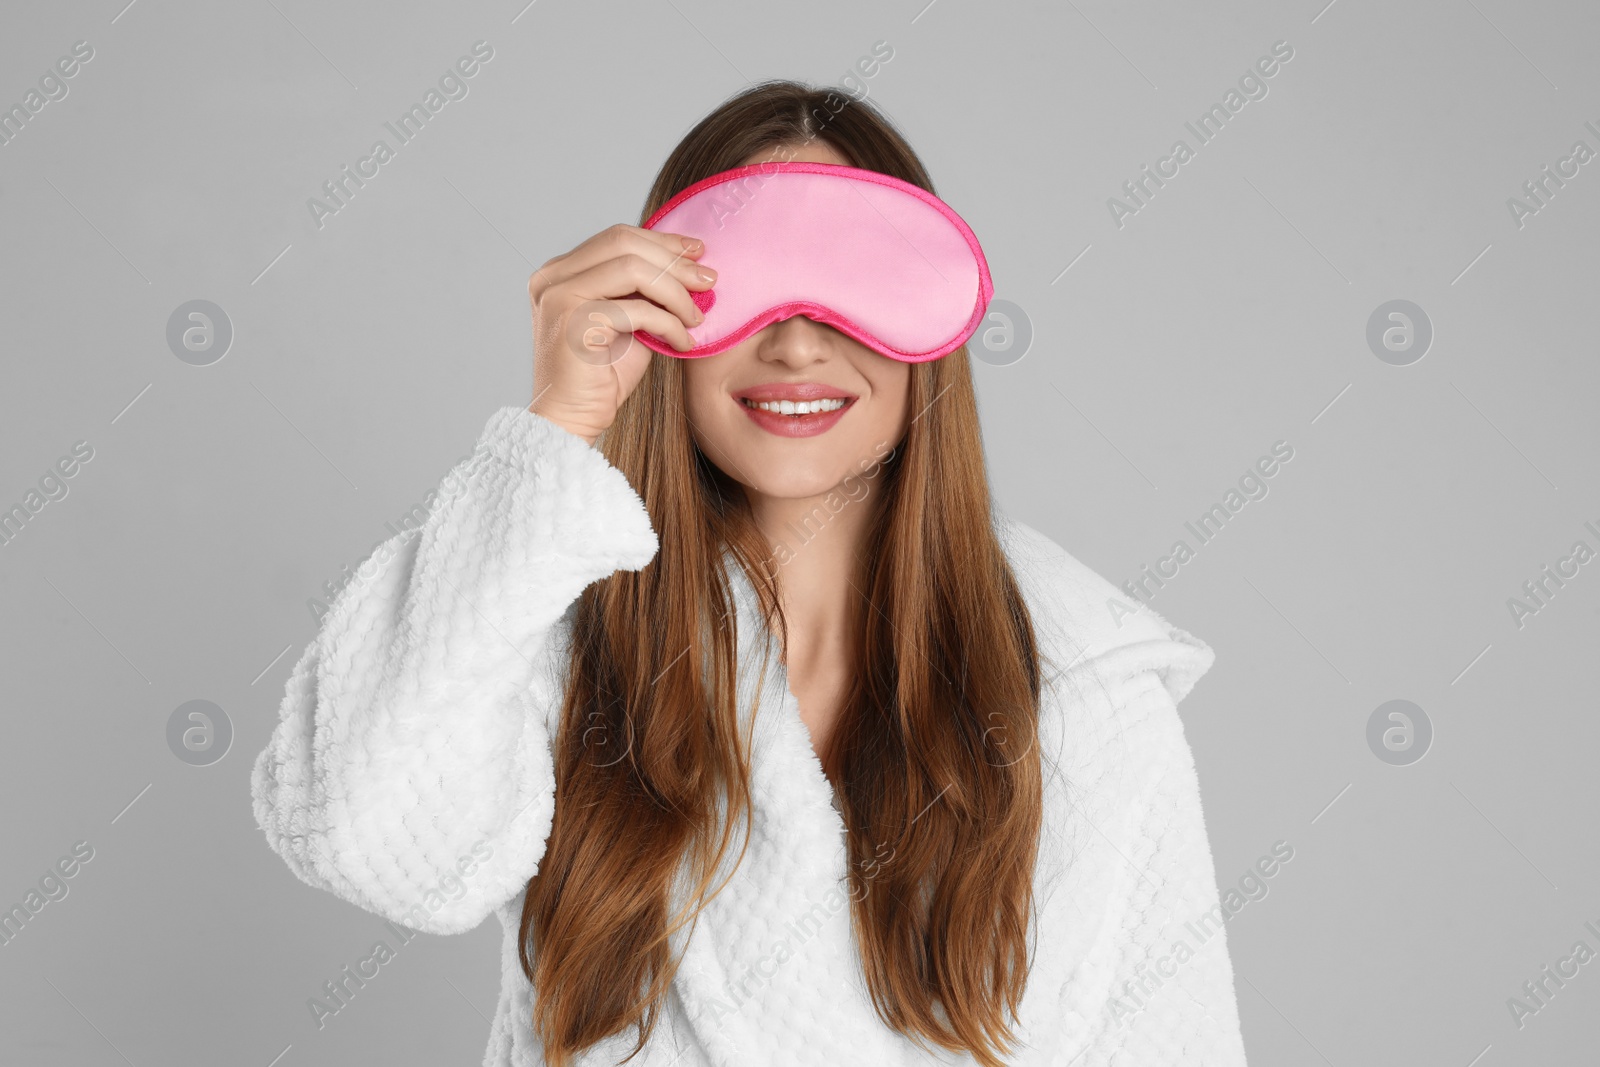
left=252, top=81, right=1248, bottom=1067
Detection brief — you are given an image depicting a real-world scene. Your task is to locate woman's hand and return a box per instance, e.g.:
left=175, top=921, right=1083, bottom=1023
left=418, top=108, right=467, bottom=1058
left=528, top=223, right=716, bottom=444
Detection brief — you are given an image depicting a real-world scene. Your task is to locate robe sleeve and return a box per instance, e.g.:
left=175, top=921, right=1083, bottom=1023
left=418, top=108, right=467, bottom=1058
left=250, top=406, right=658, bottom=934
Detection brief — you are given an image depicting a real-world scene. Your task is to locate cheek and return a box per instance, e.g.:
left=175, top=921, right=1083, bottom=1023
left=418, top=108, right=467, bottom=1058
left=870, top=369, right=913, bottom=440
left=680, top=362, right=712, bottom=414
left=681, top=366, right=730, bottom=450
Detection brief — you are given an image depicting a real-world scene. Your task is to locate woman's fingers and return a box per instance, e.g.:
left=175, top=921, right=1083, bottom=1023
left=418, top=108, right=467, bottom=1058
left=536, top=224, right=713, bottom=326
left=527, top=223, right=711, bottom=442
left=570, top=296, right=697, bottom=355
left=566, top=252, right=712, bottom=336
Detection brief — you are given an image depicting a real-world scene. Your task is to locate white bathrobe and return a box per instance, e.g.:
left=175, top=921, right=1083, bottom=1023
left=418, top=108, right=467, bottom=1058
left=251, top=406, right=1249, bottom=1066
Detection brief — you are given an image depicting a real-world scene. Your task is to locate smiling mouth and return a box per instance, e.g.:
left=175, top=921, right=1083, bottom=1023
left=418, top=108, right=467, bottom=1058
left=738, top=397, right=852, bottom=416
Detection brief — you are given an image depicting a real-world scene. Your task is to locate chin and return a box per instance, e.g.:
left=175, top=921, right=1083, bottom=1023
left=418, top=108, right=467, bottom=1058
left=739, top=456, right=854, bottom=499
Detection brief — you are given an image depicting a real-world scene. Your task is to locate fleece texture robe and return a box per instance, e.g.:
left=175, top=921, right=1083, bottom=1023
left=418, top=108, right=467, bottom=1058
left=251, top=405, right=1250, bottom=1066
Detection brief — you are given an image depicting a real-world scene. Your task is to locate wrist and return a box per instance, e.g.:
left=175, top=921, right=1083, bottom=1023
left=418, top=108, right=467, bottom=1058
left=527, top=402, right=600, bottom=447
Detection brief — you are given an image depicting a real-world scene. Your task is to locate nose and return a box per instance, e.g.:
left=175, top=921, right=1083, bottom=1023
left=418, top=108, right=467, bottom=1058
left=756, top=313, right=835, bottom=368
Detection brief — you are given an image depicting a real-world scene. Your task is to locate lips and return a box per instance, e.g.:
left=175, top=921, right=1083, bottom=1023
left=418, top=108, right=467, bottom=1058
left=732, top=382, right=856, bottom=438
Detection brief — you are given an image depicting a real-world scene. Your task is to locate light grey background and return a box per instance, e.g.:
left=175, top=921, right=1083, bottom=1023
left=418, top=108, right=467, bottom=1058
left=2, top=0, right=1596, bottom=1063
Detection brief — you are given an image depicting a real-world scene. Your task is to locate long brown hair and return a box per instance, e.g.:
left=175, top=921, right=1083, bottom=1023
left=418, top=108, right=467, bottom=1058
left=520, top=79, right=1043, bottom=1067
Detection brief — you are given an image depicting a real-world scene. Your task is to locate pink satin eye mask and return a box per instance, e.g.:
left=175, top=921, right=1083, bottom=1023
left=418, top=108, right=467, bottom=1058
left=632, top=161, right=993, bottom=363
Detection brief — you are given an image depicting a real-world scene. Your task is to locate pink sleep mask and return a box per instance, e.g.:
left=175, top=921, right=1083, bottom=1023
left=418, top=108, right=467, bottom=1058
left=630, top=161, right=993, bottom=363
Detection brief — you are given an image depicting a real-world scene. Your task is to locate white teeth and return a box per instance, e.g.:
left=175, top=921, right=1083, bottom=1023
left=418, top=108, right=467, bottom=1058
left=742, top=397, right=847, bottom=415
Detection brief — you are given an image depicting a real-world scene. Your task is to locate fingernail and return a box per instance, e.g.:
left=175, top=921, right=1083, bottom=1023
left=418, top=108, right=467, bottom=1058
left=682, top=237, right=703, bottom=253
left=695, top=267, right=717, bottom=283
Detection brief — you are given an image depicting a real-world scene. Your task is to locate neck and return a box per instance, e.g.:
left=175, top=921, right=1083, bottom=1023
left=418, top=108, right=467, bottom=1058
left=747, top=487, right=879, bottom=674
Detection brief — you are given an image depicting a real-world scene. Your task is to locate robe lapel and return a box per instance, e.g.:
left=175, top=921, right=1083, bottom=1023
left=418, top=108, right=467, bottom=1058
left=667, top=560, right=920, bottom=1065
